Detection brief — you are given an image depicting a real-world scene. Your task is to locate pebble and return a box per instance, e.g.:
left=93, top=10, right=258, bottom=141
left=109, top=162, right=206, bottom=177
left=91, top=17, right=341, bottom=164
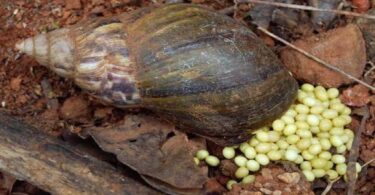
left=277, top=172, right=300, bottom=184
left=10, top=76, right=22, bottom=91
left=60, top=96, right=89, bottom=119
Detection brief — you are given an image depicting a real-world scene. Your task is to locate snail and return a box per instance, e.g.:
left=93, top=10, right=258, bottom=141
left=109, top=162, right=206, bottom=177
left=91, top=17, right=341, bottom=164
left=15, top=3, right=298, bottom=145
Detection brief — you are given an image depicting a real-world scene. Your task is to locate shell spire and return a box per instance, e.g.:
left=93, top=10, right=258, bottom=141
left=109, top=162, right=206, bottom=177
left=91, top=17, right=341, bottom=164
left=16, top=17, right=142, bottom=107
left=16, top=28, right=75, bottom=78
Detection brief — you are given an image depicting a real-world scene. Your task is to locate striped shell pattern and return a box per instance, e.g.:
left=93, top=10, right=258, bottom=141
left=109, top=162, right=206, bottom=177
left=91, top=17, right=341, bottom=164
left=16, top=4, right=298, bottom=145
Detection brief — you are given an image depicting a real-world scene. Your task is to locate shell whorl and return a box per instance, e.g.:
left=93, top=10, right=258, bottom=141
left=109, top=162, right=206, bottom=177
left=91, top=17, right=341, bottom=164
left=16, top=28, right=75, bottom=78
left=16, top=4, right=298, bottom=145
left=71, top=17, right=140, bottom=106
left=16, top=17, right=141, bottom=106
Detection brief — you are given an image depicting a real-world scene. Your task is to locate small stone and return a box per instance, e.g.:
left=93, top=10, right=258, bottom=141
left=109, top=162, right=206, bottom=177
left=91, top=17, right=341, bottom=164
left=261, top=168, right=274, bottom=180
left=94, top=107, right=113, bottom=119
left=241, top=192, right=262, bottom=195
left=272, top=190, right=282, bottom=195
left=260, top=188, right=273, bottom=195
left=280, top=24, right=366, bottom=88
left=60, top=96, right=89, bottom=119
left=277, top=172, right=300, bottom=184
left=10, top=76, right=22, bottom=91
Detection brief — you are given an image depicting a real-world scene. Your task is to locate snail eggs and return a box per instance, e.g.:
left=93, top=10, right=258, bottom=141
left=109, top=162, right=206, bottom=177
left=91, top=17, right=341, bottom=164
left=195, top=84, right=362, bottom=189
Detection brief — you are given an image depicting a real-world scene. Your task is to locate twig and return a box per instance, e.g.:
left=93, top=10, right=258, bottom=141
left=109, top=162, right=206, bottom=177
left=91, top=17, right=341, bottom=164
left=362, top=158, right=375, bottom=168
left=237, top=0, right=375, bottom=20
left=257, top=27, right=375, bottom=91
left=321, top=177, right=341, bottom=195
left=346, top=106, right=370, bottom=195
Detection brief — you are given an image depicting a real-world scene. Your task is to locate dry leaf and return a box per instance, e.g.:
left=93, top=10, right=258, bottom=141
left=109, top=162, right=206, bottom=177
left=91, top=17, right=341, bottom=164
left=89, top=114, right=208, bottom=194
left=341, top=85, right=370, bottom=107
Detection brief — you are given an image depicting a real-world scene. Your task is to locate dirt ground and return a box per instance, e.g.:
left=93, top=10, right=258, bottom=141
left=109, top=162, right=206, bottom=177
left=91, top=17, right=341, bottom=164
left=0, top=0, right=374, bottom=194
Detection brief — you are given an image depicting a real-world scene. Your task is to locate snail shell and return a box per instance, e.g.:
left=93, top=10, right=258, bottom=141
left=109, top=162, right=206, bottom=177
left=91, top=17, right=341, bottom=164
left=16, top=4, right=298, bottom=145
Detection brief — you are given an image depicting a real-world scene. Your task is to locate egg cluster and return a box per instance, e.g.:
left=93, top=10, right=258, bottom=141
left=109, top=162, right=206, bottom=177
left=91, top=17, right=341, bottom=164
left=195, top=84, right=362, bottom=190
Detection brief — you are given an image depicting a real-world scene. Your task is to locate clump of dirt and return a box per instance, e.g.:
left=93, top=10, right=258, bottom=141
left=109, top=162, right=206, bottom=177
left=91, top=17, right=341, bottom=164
left=228, top=165, right=313, bottom=195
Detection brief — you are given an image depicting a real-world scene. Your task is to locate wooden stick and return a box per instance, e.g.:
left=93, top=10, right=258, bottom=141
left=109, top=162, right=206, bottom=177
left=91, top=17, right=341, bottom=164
left=238, top=0, right=375, bottom=20
left=0, top=111, right=161, bottom=195
left=346, top=107, right=369, bottom=195
left=321, top=177, right=341, bottom=195
left=257, top=26, right=375, bottom=91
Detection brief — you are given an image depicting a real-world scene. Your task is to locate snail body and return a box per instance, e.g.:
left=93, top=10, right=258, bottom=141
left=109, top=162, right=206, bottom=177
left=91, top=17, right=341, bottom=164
left=16, top=4, right=298, bottom=145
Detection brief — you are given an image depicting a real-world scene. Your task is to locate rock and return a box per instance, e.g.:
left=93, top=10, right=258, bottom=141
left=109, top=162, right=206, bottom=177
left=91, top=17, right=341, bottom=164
left=277, top=172, right=300, bottom=184
left=272, top=190, right=282, bottom=195
left=259, top=188, right=273, bottom=194
left=280, top=24, right=366, bottom=88
left=60, top=96, right=89, bottom=119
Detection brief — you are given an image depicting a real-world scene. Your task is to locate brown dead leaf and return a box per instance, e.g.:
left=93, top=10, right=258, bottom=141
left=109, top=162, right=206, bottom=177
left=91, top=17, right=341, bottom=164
left=360, top=137, right=375, bottom=167
left=89, top=114, right=208, bottom=194
left=340, top=85, right=370, bottom=107
left=187, top=137, right=206, bottom=155
left=365, top=118, right=375, bottom=135
left=370, top=104, right=375, bottom=118
left=204, top=178, right=226, bottom=194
